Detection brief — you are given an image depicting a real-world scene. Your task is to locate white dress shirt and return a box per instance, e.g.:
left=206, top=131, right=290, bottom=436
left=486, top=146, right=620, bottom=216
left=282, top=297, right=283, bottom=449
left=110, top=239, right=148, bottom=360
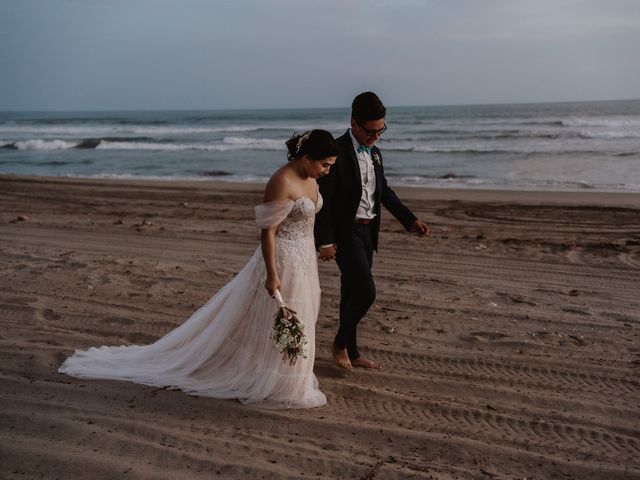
left=349, top=129, right=377, bottom=220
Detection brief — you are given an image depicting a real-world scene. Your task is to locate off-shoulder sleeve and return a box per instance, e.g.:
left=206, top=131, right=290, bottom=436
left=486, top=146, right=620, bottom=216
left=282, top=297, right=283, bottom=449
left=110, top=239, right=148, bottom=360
left=255, top=200, right=294, bottom=229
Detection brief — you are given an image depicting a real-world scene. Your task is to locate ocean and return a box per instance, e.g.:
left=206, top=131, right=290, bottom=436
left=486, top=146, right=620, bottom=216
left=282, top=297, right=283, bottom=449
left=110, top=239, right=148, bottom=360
left=1, top=100, right=639, bottom=191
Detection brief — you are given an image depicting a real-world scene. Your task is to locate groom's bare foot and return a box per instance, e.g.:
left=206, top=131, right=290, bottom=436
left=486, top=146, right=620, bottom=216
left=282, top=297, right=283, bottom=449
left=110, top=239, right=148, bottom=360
left=351, top=357, right=382, bottom=369
left=331, top=344, right=352, bottom=370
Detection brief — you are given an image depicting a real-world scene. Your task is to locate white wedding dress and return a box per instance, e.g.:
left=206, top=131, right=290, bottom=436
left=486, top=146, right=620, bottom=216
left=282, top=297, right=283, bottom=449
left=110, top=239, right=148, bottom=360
left=58, top=193, right=327, bottom=409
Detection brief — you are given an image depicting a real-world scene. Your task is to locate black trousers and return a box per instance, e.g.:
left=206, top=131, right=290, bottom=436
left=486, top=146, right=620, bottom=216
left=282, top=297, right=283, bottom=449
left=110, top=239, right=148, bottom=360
left=334, top=223, right=376, bottom=360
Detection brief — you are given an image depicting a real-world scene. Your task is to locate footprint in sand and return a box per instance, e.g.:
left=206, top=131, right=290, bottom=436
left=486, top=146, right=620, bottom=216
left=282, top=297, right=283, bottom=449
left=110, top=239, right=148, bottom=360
left=34, top=307, right=61, bottom=322
left=561, top=307, right=591, bottom=316
left=601, top=311, right=639, bottom=325
left=618, top=253, right=640, bottom=269
left=124, top=332, right=160, bottom=344
left=99, top=317, right=135, bottom=326
left=459, top=331, right=510, bottom=342
left=566, top=247, right=582, bottom=264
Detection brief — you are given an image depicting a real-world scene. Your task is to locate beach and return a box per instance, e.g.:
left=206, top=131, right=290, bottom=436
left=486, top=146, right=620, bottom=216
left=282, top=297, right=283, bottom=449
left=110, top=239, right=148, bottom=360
left=1, top=174, right=639, bottom=479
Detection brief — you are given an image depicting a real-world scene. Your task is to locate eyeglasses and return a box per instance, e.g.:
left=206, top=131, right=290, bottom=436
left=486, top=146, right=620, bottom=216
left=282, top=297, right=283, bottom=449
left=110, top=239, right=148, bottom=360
left=358, top=122, right=387, bottom=138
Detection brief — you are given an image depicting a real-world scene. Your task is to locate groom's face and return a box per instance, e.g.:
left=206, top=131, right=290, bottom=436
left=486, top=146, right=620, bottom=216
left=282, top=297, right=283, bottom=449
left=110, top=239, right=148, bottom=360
left=351, top=117, right=386, bottom=148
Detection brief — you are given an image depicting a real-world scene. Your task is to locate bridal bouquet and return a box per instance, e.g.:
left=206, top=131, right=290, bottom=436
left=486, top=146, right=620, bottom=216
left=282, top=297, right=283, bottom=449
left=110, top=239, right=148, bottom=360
left=271, top=290, right=307, bottom=365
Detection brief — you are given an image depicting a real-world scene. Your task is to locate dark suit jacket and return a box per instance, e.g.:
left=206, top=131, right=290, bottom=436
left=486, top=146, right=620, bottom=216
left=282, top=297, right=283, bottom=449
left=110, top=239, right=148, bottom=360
left=315, top=130, right=417, bottom=251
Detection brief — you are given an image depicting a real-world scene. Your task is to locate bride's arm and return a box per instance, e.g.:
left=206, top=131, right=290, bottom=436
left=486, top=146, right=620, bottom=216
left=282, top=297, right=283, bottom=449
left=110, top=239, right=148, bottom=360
left=260, top=170, right=291, bottom=296
left=261, top=227, right=280, bottom=296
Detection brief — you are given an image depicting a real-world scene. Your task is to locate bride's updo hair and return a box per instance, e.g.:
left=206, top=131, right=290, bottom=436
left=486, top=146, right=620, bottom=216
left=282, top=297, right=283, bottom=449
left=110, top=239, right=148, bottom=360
left=286, top=129, right=338, bottom=162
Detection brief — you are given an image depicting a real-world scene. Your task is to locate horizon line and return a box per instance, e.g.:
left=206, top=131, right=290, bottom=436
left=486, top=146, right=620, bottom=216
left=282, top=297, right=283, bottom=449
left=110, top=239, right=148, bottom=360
left=1, top=97, right=639, bottom=114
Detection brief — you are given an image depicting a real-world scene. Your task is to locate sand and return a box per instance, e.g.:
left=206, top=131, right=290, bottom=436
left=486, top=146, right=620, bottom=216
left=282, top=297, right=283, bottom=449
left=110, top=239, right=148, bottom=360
left=1, top=174, right=639, bottom=480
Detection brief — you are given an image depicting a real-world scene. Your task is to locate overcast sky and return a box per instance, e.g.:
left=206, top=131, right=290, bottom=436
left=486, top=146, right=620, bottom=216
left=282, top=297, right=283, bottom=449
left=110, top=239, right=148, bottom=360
left=1, top=0, right=639, bottom=110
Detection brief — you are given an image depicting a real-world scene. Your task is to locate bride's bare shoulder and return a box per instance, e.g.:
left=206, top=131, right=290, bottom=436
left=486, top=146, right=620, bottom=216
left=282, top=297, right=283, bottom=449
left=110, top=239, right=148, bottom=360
left=264, top=166, right=295, bottom=203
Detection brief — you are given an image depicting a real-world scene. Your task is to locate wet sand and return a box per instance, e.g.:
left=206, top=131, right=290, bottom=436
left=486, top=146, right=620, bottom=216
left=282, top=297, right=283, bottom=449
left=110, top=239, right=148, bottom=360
left=1, top=174, right=639, bottom=479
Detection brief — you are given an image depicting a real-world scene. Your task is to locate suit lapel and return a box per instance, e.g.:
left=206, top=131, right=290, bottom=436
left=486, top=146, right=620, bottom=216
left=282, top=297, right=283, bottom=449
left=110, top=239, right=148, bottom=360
left=340, top=131, right=362, bottom=194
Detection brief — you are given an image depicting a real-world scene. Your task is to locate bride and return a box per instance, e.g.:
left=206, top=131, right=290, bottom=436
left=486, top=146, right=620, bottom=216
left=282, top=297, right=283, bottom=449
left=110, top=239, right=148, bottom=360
left=58, top=130, right=338, bottom=409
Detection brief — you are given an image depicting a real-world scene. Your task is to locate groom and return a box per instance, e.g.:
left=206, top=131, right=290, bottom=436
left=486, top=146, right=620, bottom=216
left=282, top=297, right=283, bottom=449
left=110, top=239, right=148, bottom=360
left=315, top=91, right=429, bottom=370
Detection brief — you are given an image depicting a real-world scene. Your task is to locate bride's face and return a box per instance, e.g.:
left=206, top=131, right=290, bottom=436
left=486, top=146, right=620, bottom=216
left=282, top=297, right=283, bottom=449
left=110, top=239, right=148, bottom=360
left=307, top=156, right=337, bottom=178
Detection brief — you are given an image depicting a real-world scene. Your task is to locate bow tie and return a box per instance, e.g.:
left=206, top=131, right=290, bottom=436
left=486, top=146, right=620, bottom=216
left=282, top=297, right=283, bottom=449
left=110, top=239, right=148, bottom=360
left=357, top=144, right=372, bottom=154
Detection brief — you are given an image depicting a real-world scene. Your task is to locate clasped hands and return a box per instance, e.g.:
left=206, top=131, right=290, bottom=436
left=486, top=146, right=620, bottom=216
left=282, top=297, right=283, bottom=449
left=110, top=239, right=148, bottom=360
left=318, top=244, right=337, bottom=261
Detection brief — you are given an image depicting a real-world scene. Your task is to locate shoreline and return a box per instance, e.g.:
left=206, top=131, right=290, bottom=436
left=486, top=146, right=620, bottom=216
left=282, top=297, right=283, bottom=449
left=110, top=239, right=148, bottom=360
left=2, top=173, right=639, bottom=208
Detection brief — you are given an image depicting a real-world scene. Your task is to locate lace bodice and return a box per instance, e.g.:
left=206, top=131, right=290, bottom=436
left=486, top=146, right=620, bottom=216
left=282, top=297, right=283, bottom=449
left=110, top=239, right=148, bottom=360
left=276, top=194, right=323, bottom=242
left=273, top=194, right=322, bottom=274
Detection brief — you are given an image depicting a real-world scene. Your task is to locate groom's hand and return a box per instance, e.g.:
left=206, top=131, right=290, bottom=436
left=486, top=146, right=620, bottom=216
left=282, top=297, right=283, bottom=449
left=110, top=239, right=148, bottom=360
left=410, top=219, right=429, bottom=237
left=319, top=244, right=337, bottom=261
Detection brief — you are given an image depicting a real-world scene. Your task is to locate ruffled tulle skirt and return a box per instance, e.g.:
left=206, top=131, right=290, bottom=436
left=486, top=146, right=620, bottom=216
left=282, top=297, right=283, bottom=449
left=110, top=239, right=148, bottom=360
left=59, top=242, right=326, bottom=409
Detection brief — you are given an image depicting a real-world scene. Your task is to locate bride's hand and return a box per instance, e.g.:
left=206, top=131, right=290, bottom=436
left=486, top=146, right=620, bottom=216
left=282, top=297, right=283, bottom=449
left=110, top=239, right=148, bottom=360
left=319, top=244, right=336, bottom=261
left=265, top=275, right=281, bottom=297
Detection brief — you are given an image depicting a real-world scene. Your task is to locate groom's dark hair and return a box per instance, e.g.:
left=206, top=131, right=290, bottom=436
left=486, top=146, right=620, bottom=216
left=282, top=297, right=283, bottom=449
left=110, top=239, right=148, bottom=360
left=351, top=91, right=386, bottom=124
